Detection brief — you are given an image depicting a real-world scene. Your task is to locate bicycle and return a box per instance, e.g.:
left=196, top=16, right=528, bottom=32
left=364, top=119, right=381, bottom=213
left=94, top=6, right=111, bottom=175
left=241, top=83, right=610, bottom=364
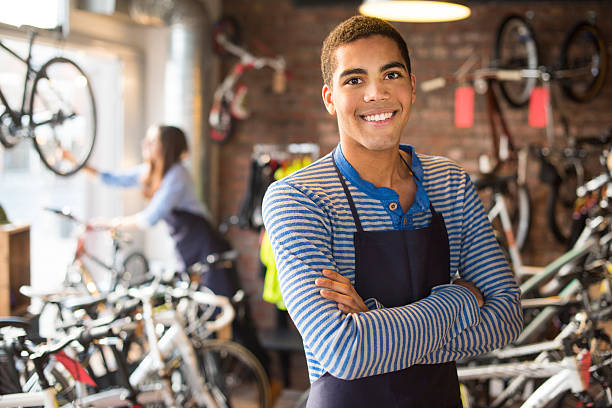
left=44, top=207, right=149, bottom=294
left=456, top=192, right=612, bottom=407
left=209, top=17, right=286, bottom=143
left=422, top=63, right=534, bottom=251
left=0, top=25, right=97, bottom=176
left=493, top=14, right=608, bottom=108
left=2, top=277, right=246, bottom=407
left=458, top=309, right=612, bottom=408
left=536, top=133, right=612, bottom=248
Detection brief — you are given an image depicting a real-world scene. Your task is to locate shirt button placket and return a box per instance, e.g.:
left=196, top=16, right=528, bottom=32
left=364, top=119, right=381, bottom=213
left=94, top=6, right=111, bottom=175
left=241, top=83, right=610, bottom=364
left=388, top=202, right=398, bottom=211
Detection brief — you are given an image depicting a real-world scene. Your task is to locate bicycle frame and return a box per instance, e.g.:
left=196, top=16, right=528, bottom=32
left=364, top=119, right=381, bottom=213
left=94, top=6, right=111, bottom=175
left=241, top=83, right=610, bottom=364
left=459, top=314, right=612, bottom=408
left=487, top=188, right=527, bottom=278
left=0, top=32, right=40, bottom=129
left=0, top=388, right=58, bottom=408
left=66, top=286, right=234, bottom=408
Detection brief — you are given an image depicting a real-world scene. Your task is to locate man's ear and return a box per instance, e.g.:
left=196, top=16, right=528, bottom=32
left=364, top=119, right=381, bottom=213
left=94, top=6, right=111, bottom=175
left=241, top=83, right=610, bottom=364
left=410, top=73, right=416, bottom=104
left=322, top=84, right=336, bottom=115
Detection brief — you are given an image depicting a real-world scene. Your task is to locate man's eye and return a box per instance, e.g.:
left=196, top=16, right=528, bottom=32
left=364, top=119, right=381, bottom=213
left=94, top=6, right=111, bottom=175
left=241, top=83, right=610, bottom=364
left=385, top=72, right=402, bottom=80
left=345, top=77, right=362, bottom=85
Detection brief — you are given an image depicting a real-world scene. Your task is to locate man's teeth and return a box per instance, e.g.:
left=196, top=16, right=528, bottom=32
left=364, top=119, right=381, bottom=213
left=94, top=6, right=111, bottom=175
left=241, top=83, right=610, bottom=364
left=363, top=112, right=393, bottom=122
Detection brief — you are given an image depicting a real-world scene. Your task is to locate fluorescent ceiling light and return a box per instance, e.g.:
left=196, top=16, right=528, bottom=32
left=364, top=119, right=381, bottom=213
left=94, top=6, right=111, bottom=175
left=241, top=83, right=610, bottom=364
left=360, top=1, right=471, bottom=23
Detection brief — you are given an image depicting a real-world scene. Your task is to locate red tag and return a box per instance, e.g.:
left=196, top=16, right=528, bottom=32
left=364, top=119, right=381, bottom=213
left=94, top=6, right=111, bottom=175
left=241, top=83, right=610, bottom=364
left=528, top=87, right=549, bottom=128
left=55, top=350, right=97, bottom=387
left=454, top=87, right=474, bottom=128
left=579, top=350, right=592, bottom=390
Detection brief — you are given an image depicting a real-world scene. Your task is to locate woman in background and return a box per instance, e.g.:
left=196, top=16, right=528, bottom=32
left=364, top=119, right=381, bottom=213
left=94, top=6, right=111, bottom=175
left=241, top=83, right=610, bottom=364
left=86, top=124, right=237, bottom=297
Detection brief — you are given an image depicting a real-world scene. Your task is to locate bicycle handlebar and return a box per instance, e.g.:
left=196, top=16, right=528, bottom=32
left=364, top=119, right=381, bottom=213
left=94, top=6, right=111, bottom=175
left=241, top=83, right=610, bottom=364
left=127, top=283, right=235, bottom=332
left=420, top=68, right=543, bottom=92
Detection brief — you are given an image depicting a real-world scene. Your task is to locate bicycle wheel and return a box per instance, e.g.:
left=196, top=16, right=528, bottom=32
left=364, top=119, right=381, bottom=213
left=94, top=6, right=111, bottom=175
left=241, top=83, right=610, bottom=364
left=490, top=180, right=531, bottom=251
left=29, top=57, right=97, bottom=176
left=197, top=339, right=271, bottom=408
left=546, top=163, right=580, bottom=247
left=114, top=251, right=149, bottom=289
left=493, top=14, right=539, bottom=108
left=559, top=22, right=608, bottom=103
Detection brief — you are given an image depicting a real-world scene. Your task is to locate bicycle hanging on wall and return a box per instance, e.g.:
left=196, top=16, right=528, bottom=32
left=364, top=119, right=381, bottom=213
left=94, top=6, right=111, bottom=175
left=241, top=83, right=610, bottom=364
left=495, top=12, right=609, bottom=248
left=421, top=12, right=608, bottom=256
left=493, top=13, right=607, bottom=108
left=0, top=25, right=97, bottom=176
left=209, top=17, right=287, bottom=143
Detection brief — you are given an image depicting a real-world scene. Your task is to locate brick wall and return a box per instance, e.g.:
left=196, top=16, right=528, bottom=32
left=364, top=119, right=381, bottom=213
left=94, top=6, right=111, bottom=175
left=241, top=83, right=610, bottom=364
left=214, top=0, right=612, bottom=329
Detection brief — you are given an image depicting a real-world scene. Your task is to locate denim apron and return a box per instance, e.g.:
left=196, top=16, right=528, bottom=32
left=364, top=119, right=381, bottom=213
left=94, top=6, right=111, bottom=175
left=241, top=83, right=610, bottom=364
left=306, top=152, right=461, bottom=408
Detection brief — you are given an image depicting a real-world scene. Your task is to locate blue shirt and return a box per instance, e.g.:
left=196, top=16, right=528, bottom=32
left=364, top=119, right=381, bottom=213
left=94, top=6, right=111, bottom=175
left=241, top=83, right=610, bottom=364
left=100, top=162, right=206, bottom=227
left=262, top=144, right=523, bottom=383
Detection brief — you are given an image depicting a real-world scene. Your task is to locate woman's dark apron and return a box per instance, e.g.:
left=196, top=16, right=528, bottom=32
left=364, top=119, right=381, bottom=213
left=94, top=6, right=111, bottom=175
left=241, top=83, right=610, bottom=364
left=306, top=153, right=461, bottom=408
left=165, top=209, right=238, bottom=297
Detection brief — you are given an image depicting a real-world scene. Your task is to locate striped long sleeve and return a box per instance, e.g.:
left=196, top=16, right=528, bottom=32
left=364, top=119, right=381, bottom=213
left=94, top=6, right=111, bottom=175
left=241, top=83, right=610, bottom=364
left=262, top=146, right=523, bottom=383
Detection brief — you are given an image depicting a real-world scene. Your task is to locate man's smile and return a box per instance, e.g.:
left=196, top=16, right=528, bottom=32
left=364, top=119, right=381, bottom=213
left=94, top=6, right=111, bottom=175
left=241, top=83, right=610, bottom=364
left=359, top=110, right=397, bottom=124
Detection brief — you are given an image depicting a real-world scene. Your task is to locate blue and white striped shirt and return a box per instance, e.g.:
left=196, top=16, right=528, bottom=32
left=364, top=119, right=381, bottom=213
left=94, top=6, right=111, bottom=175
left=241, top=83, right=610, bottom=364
left=262, top=144, right=523, bottom=383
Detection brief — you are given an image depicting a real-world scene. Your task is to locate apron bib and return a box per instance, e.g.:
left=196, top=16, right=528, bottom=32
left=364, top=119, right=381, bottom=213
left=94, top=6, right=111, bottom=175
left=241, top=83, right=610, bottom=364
left=307, top=151, right=461, bottom=408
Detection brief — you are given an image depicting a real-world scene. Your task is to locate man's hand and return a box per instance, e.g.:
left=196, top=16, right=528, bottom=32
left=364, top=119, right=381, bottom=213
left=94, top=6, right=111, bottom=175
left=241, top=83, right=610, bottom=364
left=315, top=269, right=368, bottom=314
left=453, top=278, right=484, bottom=307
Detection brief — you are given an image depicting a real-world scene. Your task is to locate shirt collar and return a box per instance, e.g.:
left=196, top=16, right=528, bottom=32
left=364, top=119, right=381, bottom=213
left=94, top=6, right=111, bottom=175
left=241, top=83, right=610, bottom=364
left=333, top=143, right=430, bottom=213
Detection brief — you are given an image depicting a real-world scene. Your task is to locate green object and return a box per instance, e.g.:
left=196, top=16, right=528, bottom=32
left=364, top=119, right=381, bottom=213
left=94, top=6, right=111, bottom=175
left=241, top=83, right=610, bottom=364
left=0, top=204, right=9, bottom=224
left=261, top=232, right=286, bottom=310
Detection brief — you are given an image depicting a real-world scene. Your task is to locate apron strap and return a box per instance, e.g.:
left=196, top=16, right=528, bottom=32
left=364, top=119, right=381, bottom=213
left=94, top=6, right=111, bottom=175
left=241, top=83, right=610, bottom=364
left=332, top=148, right=364, bottom=232
left=399, top=152, right=440, bottom=216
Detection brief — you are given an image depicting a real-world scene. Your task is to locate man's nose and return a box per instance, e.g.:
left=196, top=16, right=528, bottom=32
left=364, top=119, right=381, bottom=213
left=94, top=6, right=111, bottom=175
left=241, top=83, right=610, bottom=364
left=363, top=80, right=389, bottom=102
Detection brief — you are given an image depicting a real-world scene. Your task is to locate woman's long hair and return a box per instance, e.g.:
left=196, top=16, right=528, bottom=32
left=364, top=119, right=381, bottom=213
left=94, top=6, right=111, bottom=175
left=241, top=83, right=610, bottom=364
left=142, top=125, right=188, bottom=199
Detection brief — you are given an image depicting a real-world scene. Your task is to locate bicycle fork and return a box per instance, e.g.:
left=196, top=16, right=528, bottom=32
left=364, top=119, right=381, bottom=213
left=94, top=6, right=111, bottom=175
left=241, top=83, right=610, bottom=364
left=488, top=191, right=524, bottom=276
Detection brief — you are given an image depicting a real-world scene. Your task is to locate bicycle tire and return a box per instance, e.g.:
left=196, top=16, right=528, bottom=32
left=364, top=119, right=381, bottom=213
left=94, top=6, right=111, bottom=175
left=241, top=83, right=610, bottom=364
left=212, top=16, right=242, bottom=56
left=490, top=180, right=531, bottom=251
left=546, top=163, right=581, bottom=247
left=114, top=251, right=149, bottom=290
left=196, top=339, right=271, bottom=408
left=0, top=108, right=19, bottom=148
left=559, top=22, right=608, bottom=103
left=30, top=57, right=97, bottom=177
left=493, top=14, right=539, bottom=108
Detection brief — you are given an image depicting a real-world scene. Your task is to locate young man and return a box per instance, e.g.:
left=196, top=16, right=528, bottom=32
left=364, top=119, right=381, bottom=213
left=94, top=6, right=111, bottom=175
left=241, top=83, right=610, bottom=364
left=262, top=16, right=523, bottom=407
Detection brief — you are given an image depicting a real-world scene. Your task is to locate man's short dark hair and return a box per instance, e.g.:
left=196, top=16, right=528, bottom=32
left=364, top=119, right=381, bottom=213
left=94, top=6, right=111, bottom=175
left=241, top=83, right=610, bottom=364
left=321, top=15, right=412, bottom=88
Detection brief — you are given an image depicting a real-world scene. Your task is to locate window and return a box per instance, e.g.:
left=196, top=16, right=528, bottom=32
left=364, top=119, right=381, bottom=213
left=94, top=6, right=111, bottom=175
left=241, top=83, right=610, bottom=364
left=0, top=34, right=127, bottom=291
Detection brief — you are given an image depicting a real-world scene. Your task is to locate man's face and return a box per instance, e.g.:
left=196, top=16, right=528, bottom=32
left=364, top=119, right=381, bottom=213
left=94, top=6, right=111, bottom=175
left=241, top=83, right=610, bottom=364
left=322, top=35, right=416, bottom=153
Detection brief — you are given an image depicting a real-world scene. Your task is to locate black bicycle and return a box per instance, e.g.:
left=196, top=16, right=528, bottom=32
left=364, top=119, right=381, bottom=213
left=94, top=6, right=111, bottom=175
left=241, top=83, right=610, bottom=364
left=494, top=14, right=607, bottom=107
left=0, top=26, right=96, bottom=176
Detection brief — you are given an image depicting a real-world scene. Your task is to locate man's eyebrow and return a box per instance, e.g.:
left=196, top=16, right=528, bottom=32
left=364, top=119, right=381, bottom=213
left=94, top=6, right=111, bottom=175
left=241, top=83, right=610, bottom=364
left=381, top=61, right=408, bottom=72
left=339, top=68, right=367, bottom=79
left=339, top=62, right=408, bottom=79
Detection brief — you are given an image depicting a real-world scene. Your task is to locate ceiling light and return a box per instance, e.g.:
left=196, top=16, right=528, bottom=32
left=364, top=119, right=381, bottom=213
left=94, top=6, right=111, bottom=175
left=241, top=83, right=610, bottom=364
left=359, top=1, right=471, bottom=23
